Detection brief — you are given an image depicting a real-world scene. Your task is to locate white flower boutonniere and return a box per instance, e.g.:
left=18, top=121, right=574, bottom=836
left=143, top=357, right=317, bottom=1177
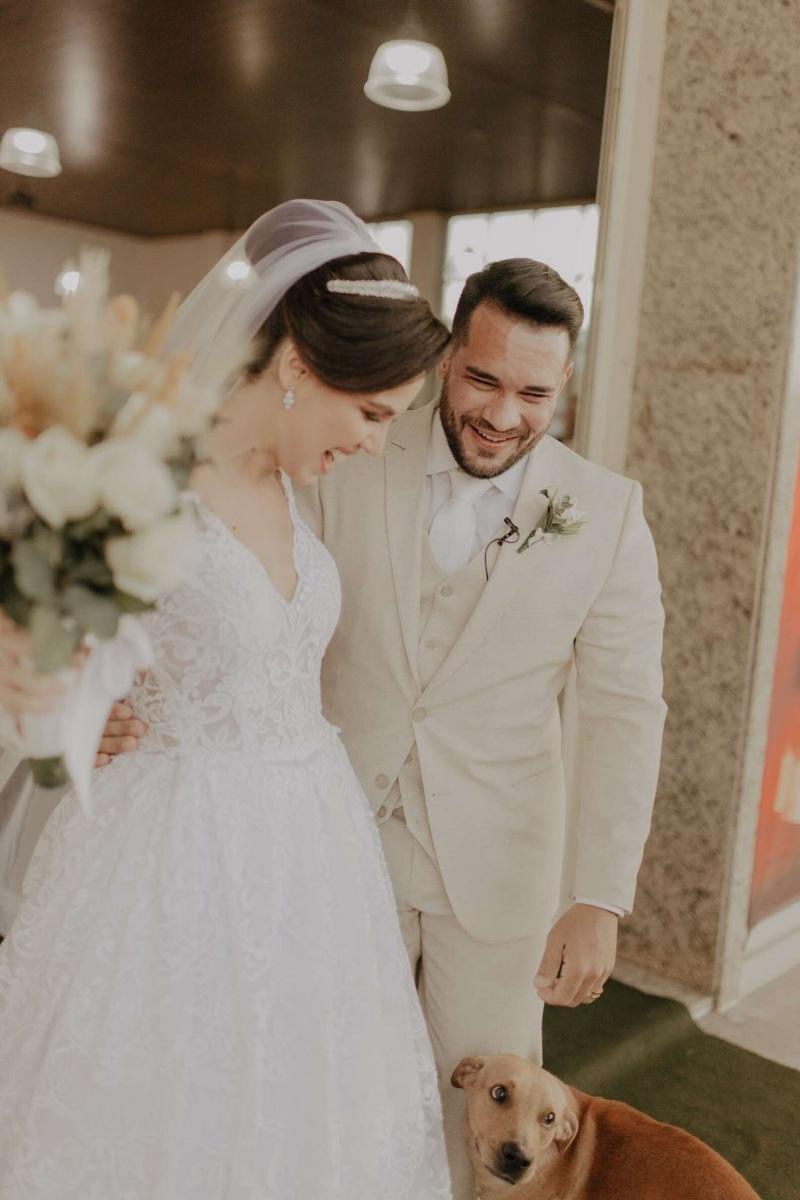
left=517, top=488, right=586, bottom=554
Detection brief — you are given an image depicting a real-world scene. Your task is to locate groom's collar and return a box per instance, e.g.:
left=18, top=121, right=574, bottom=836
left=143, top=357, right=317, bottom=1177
left=425, top=406, right=529, bottom=503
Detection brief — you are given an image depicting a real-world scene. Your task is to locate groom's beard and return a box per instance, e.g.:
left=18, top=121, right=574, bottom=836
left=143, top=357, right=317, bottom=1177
left=438, top=379, right=545, bottom=479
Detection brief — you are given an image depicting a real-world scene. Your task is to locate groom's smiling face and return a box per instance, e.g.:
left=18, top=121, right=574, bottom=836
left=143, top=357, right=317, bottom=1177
left=437, top=302, right=573, bottom=479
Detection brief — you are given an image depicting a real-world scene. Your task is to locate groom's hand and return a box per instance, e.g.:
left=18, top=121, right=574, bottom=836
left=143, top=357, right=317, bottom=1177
left=95, top=702, right=147, bottom=767
left=534, top=904, right=618, bottom=1007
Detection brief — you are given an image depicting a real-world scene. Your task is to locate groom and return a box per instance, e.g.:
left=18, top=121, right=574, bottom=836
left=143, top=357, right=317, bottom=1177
left=295, top=258, right=665, bottom=1196
left=101, top=258, right=666, bottom=1197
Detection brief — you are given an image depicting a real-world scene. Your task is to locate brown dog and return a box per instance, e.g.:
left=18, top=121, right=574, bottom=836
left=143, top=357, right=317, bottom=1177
left=452, top=1054, right=760, bottom=1199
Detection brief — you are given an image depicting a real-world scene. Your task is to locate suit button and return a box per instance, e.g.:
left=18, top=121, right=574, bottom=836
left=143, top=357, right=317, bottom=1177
left=376, top=806, right=388, bottom=819
left=412, top=707, right=427, bottom=722
left=440, top=585, right=454, bottom=598
left=375, top=773, right=390, bottom=789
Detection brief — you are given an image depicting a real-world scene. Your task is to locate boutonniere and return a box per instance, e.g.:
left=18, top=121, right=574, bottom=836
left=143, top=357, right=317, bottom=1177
left=517, top=488, right=586, bottom=554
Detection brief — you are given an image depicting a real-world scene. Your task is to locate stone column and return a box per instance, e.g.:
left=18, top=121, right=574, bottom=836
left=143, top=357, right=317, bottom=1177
left=618, top=0, right=800, bottom=996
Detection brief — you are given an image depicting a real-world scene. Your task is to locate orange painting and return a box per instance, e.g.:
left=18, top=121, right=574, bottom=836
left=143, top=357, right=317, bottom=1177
left=750, top=455, right=800, bottom=927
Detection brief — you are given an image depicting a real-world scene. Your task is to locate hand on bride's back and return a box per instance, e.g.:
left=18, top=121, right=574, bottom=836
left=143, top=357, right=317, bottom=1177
left=96, top=702, right=148, bottom=767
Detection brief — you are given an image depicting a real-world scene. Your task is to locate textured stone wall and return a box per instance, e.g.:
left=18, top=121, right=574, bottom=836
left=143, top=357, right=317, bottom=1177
left=620, top=0, right=800, bottom=991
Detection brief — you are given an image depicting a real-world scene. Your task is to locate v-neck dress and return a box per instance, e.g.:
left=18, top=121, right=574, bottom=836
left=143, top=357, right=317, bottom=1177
left=0, top=475, right=450, bottom=1200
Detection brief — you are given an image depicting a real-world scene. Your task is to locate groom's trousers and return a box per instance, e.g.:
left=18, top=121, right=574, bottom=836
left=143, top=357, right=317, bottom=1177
left=379, top=812, right=546, bottom=1200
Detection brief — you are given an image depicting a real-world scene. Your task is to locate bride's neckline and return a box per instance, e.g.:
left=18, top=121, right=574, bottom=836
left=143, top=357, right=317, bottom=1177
left=187, top=472, right=302, bottom=608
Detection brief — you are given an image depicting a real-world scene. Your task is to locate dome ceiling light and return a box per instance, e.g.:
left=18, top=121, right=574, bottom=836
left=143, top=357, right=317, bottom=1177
left=0, top=127, right=62, bottom=177
left=364, top=38, right=450, bottom=112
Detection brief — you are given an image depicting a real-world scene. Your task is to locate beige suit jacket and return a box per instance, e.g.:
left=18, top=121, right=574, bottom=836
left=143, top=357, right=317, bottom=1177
left=298, top=403, right=666, bottom=944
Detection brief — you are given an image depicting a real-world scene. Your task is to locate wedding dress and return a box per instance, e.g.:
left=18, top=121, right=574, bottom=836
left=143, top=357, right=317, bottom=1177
left=0, top=476, right=451, bottom=1199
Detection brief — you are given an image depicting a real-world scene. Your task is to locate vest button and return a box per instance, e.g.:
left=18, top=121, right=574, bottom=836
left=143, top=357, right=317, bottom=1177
left=412, top=707, right=428, bottom=722
left=375, top=773, right=390, bottom=789
left=440, top=585, right=454, bottom=598
left=424, top=637, right=438, bottom=650
left=376, top=805, right=388, bottom=820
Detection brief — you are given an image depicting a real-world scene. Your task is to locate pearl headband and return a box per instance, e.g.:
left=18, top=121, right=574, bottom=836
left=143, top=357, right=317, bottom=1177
left=326, top=278, right=420, bottom=300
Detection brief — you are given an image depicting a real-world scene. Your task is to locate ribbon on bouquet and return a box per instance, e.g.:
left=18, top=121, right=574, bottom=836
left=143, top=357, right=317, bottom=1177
left=0, top=616, right=153, bottom=817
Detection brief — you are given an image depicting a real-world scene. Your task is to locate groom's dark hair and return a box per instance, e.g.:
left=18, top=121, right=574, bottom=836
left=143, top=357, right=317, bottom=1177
left=450, top=258, right=584, bottom=352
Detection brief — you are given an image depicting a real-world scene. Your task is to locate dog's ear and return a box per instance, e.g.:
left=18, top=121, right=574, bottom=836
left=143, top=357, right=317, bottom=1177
left=451, top=1057, right=486, bottom=1090
left=554, top=1107, right=579, bottom=1154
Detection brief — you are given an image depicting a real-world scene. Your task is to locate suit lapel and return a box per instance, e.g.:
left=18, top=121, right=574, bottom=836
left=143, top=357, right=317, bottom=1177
left=424, top=435, right=559, bottom=694
left=384, top=404, right=437, bottom=690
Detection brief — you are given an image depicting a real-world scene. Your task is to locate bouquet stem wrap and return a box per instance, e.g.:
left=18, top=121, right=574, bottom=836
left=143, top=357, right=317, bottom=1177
left=0, top=616, right=152, bottom=815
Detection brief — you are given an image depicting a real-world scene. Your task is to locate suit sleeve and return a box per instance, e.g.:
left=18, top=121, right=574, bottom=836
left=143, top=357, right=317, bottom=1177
left=571, top=481, right=667, bottom=913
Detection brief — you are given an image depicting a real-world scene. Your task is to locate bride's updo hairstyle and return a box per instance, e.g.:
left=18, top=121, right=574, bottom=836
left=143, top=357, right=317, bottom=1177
left=165, top=201, right=448, bottom=396
left=247, top=252, right=450, bottom=392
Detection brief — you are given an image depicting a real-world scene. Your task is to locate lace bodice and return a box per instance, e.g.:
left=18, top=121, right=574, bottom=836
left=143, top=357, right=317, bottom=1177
left=129, top=476, right=341, bottom=760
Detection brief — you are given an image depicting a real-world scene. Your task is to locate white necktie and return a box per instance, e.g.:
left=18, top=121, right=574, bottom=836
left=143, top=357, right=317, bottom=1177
left=428, top=471, right=493, bottom=575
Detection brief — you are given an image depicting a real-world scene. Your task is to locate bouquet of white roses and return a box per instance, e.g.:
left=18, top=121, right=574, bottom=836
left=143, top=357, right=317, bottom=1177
left=0, top=249, right=241, bottom=805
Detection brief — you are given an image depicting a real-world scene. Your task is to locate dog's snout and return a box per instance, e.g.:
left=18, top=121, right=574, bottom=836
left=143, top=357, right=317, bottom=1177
left=499, top=1141, right=531, bottom=1175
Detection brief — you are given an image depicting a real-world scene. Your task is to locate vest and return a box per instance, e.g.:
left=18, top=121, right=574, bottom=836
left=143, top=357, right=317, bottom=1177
left=380, top=534, right=493, bottom=861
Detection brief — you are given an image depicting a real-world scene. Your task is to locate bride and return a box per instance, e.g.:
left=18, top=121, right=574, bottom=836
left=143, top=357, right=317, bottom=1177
left=0, top=200, right=452, bottom=1198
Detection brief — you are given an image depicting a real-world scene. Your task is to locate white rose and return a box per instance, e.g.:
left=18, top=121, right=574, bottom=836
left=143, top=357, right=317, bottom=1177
left=92, top=439, right=177, bottom=531
left=106, top=510, right=199, bottom=601
left=0, top=428, right=29, bottom=490
left=110, top=393, right=180, bottom=458
left=21, top=426, right=99, bottom=528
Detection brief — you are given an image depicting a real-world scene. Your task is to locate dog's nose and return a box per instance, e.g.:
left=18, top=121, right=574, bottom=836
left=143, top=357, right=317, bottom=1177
left=500, top=1142, right=531, bottom=1174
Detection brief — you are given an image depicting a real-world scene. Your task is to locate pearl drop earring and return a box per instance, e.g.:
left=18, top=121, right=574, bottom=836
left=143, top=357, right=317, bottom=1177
left=282, top=388, right=296, bottom=412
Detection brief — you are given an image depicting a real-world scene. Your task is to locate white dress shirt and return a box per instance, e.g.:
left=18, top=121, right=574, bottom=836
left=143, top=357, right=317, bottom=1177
left=425, top=410, right=527, bottom=558
left=424, top=410, right=625, bottom=920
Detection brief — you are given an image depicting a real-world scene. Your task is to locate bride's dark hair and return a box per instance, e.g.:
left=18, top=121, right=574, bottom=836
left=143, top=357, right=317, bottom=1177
left=247, top=252, right=449, bottom=391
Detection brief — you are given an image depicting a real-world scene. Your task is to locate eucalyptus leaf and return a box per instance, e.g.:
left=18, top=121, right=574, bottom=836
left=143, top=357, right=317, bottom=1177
left=64, top=556, right=114, bottom=588
left=109, top=588, right=156, bottom=615
left=11, top=540, right=56, bottom=604
left=30, top=605, right=80, bottom=673
left=1, top=587, right=32, bottom=628
left=65, top=508, right=112, bottom=540
left=31, top=522, right=64, bottom=567
left=63, top=584, right=121, bottom=639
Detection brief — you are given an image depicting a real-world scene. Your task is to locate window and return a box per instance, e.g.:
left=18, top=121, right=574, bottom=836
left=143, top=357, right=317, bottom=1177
left=442, top=205, right=599, bottom=325
left=366, top=219, right=414, bottom=274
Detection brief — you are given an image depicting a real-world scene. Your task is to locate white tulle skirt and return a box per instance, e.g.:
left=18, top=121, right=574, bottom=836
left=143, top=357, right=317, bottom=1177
left=0, top=742, right=450, bottom=1199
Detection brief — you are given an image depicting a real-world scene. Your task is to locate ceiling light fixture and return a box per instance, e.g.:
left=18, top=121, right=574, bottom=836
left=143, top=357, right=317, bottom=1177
left=0, top=127, right=62, bottom=177
left=364, top=38, right=450, bottom=111
left=55, top=263, right=81, bottom=296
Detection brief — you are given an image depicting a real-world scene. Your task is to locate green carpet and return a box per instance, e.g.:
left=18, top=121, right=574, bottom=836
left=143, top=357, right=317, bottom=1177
left=543, top=980, right=800, bottom=1200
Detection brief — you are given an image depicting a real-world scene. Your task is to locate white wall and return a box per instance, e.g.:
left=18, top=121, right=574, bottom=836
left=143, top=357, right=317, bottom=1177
left=0, top=208, right=444, bottom=320
left=0, top=210, right=235, bottom=313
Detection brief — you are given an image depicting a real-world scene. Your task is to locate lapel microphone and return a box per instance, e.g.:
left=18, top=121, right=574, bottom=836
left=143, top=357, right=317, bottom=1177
left=484, top=518, right=521, bottom=580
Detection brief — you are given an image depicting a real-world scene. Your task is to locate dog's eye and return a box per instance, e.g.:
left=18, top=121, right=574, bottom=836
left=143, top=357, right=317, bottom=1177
left=490, top=1085, right=509, bottom=1104
left=543, top=1111, right=556, bottom=1126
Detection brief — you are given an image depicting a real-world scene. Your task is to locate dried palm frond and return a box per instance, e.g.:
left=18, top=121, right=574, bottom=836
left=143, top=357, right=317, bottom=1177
left=141, top=291, right=182, bottom=357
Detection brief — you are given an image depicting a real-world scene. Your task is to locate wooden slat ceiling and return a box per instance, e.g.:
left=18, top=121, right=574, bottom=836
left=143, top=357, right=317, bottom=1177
left=0, top=0, right=614, bottom=236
